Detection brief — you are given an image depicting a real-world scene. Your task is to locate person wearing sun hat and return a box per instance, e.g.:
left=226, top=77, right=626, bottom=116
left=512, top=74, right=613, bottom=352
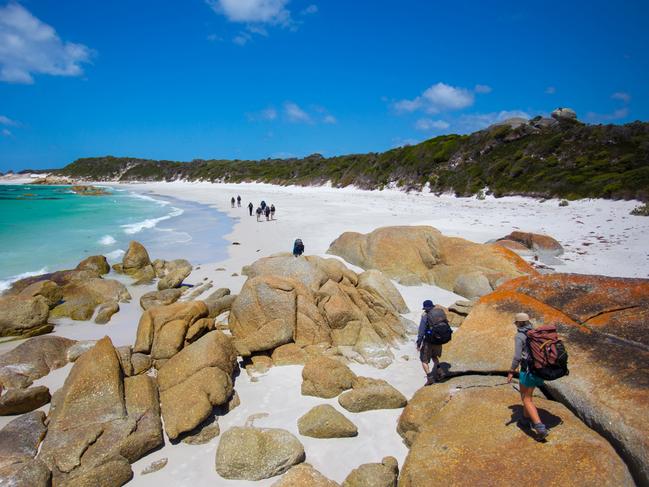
left=507, top=312, right=549, bottom=439
left=416, top=299, right=448, bottom=385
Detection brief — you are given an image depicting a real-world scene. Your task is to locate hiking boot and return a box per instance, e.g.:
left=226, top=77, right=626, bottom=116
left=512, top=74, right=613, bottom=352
left=532, top=422, right=549, bottom=440
left=425, top=373, right=436, bottom=386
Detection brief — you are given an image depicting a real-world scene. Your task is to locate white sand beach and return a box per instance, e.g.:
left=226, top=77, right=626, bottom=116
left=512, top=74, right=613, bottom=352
left=2, top=182, right=649, bottom=486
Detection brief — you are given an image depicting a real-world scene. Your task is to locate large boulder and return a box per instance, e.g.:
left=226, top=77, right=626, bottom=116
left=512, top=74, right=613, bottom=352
left=121, top=241, right=151, bottom=273
left=133, top=301, right=209, bottom=359
left=140, top=288, right=183, bottom=310
left=357, top=269, right=409, bottom=314
left=342, top=457, right=399, bottom=487
left=243, top=253, right=330, bottom=291
left=551, top=107, right=577, bottom=121
left=302, top=356, right=356, bottom=398
left=297, top=404, right=358, bottom=438
left=327, top=226, right=536, bottom=295
left=444, top=273, right=649, bottom=485
left=338, top=378, right=407, bottom=413
left=215, top=426, right=305, bottom=480
left=0, top=386, right=51, bottom=415
left=48, top=277, right=131, bottom=321
left=498, top=231, right=564, bottom=256
left=16, top=279, right=63, bottom=307
left=76, top=255, right=110, bottom=275
left=37, top=337, right=163, bottom=486
left=0, top=335, right=76, bottom=388
left=157, top=331, right=237, bottom=439
left=272, top=464, right=340, bottom=487
left=202, top=288, right=233, bottom=317
left=0, top=411, right=50, bottom=485
left=155, top=259, right=193, bottom=290
left=0, top=294, right=51, bottom=338
left=398, top=377, right=633, bottom=486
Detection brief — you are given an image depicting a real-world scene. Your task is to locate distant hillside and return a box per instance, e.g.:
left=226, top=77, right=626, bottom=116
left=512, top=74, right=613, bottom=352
left=56, top=116, right=649, bottom=201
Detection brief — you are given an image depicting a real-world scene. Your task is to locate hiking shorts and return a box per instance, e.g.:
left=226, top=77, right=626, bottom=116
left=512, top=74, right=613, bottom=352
left=419, top=342, right=442, bottom=363
left=519, top=370, right=544, bottom=388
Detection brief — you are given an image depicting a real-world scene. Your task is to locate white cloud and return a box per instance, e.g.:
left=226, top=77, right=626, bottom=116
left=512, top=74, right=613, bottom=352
left=284, top=102, right=312, bottom=123
left=0, top=2, right=92, bottom=84
left=586, top=107, right=629, bottom=122
left=394, top=82, right=475, bottom=114
left=1, top=128, right=12, bottom=137
left=233, top=31, right=252, bottom=45
left=302, top=5, right=318, bottom=15
left=545, top=86, right=556, bottom=94
left=247, top=107, right=278, bottom=121
left=323, top=114, right=337, bottom=124
left=207, top=0, right=291, bottom=25
left=474, top=84, right=492, bottom=94
left=459, top=110, right=530, bottom=131
left=206, top=33, right=222, bottom=42
left=0, top=115, right=19, bottom=126
left=612, top=91, right=631, bottom=104
left=415, top=118, right=450, bottom=131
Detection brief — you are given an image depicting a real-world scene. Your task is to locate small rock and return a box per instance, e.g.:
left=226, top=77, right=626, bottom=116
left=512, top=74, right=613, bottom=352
left=0, top=386, right=51, bottom=415
left=141, top=458, right=168, bottom=475
left=182, top=423, right=220, bottom=445
left=297, top=404, right=358, bottom=438
left=338, top=380, right=407, bottom=413
left=94, top=300, right=119, bottom=324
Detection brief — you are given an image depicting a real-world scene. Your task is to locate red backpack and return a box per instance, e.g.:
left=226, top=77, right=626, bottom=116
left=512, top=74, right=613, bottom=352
left=526, top=325, right=569, bottom=381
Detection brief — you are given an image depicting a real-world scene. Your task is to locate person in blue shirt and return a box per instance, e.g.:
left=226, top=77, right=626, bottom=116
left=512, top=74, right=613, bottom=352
left=416, top=299, right=447, bottom=385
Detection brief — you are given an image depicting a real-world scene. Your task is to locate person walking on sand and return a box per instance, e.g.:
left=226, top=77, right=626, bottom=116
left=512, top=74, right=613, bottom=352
left=248, top=202, right=253, bottom=216
left=293, top=238, right=304, bottom=257
left=417, top=300, right=452, bottom=385
left=260, top=200, right=266, bottom=211
left=256, top=206, right=262, bottom=222
left=264, top=205, right=271, bottom=221
left=507, top=312, right=549, bottom=440
left=231, top=197, right=235, bottom=208
left=270, top=204, right=276, bottom=220
left=237, top=195, right=241, bottom=207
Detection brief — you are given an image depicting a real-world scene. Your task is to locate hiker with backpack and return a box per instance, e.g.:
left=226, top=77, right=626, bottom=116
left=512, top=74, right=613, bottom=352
left=230, top=197, right=235, bottom=208
left=293, top=238, right=305, bottom=257
left=237, top=195, right=242, bottom=207
left=256, top=206, right=262, bottom=222
left=507, top=312, right=569, bottom=440
left=248, top=202, right=254, bottom=216
left=270, top=204, right=276, bottom=220
left=265, top=205, right=271, bottom=221
left=417, top=299, right=453, bottom=385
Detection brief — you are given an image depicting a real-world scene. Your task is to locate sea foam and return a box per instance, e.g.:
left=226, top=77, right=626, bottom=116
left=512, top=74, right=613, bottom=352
left=0, top=267, right=48, bottom=293
left=121, top=207, right=184, bottom=235
left=99, top=235, right=117, bottom=245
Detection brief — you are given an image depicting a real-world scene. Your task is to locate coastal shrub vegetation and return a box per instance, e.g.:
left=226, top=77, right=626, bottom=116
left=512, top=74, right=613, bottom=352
left=56, top=120, right=649, bottom=201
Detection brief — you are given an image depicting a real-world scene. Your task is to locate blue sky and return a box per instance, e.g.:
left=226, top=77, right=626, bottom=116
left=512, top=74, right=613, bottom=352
left=0, top=0, right=648, bottom=172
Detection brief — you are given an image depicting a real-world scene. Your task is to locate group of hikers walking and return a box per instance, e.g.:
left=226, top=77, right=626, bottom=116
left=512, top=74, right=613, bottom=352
left=417, top=300, right=568, bottom=441
left=230, top=195, right=276, bottom=222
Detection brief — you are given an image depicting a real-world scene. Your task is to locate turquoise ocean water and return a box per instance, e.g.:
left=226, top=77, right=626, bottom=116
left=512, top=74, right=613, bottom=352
left=0, top=185, right=231, bottom=291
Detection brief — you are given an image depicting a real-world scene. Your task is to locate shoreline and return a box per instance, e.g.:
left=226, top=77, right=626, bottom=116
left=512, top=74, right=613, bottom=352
left=1, top=181, right=648, bottom=485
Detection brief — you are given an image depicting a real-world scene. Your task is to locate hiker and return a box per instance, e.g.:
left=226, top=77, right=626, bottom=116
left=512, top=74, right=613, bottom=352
left=256, top=206, right=262, bottom=222
left=230, top=197, right=235, bottom=208
left=248, top=202, right=254, bottom=216
left=293, top=238, right=304, bottom=257
left=507, top=313, right=549, bottom=439
left=237, top=195, right=241, bottom=207
left=260, top=200, right=267, bottom=211
left=264, top=205, right=271, bottom=221
left=416, top=300, right=452, bottom=385
left=270, top=204, right=276, bottom=220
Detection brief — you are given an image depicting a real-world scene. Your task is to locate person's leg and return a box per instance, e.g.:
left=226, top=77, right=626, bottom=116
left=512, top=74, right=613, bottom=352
left=431, top=356, right=440, bottom=380
left=520, top=385, right=541, bottom=424
left=420, top=361, right=430, bottom=375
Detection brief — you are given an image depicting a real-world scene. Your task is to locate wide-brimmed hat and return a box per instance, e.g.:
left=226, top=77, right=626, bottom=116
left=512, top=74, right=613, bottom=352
left=514, top=312, right=530, bottom=322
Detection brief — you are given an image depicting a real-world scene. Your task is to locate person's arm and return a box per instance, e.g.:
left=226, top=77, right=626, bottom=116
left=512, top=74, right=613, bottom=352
left=416, top=314, right=427, bottom=349
left=507, top=333, right=524, bottom=383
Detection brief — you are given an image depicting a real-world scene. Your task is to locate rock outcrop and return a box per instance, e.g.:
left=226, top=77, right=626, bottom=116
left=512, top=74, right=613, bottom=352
left=230, top=254, right=410, bottom=368
left=37, top=337, right=163, bottom=486
left=497, top=231, right=564, bottom=256
left=443, top=273, right=649, bottom=485
left=327, top=226, right=536, bottom=297
left=272, top=464, right=340, bottom=487
left=156, top=331, right=237, bottom=439
left=0, top=294, right=51, bottom=338
left=0, top=386, right=51, bottom=415
left=551, top=107, right=578, bottom=121
left=216, top=426, right=305, bottom=480
left=342, top=457, right=399, bottom=487
left=398, top=376, right=633, bottom=486
left=338, top=377, right=407, bottom=413
left=0, top=411, right=49, bottom=486
left=133, top=301, right=210, bottom=360
left=302, top=356, right=356, bottom=398
left=153, top=258, right=193, bottom=290
left=76, top=255, right=110, bottom=275
left=298, top=404, right=358, bottom=438
left=140, top=288, right=183, bottom=310
left=0, top=335, right=76, bottom=388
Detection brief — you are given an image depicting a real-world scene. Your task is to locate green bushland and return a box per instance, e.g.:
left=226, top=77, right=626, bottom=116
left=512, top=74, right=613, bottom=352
left=57, top=120, right=649, bottom=201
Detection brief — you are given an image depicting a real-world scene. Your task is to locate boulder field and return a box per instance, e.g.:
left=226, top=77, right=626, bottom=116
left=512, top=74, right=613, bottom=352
left=443, top=273, right=649, bottom=485
left=327, top=225, right=537, bottom=298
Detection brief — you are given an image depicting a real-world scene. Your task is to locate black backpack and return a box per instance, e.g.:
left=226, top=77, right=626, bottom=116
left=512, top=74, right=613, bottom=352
left=424, top=311, right=453, bottom=345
